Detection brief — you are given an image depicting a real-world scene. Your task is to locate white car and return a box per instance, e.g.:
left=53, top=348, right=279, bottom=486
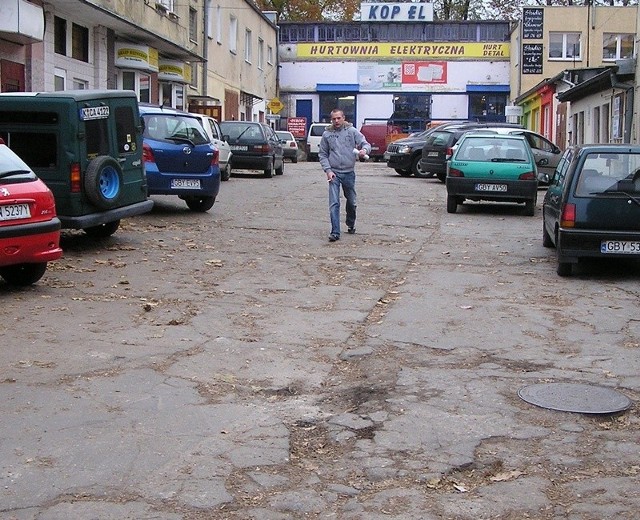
left=190, top=113, right=233, bottom=181
left=276, top=130, right=299, bottom=163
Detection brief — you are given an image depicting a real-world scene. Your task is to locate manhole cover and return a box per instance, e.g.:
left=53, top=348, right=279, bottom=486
left=518, top=382, right=632, bottom=414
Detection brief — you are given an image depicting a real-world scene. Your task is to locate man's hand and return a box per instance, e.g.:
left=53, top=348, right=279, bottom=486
left=327, top=171, right=335, bottom=182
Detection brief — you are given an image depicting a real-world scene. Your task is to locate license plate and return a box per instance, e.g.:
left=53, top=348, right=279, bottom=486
left=230, top=145, right=248, bottom=151
left=475, top=183, right=507, bottom=192
left=0, top=203, right=31, bottom=221
left=383, top=153, right=390, bottom=161
left=428, top=151, right=438, bottom=157
left=601, top=240, right=640, bottom=254
left=171, top=179, right=201, bottom=189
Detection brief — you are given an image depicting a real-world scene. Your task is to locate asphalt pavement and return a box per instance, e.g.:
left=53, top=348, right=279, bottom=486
left=1, top=160, right=638, bottom=519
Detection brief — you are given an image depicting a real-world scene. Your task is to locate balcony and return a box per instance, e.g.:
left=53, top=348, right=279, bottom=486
left=0, top=0, right=44, bottom=45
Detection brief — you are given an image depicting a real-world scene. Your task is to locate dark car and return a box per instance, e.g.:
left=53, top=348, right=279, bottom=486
left=383, top=129, right=434, bottom=177
left=542, top=144, right=640, bottom=276
left=421, top=122, right=525, bottom=183
left=139, top=105, right=221, bottom=212
left=0, top=139, right=62, bottom=286
left=220, top=121, right=284, bottom=177
left=446, top=132, right=539, bottom=216
left=0, top=90, right=153, bottom=237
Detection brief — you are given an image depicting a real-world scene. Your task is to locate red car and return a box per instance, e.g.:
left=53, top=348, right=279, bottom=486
left=0, top=139, right=62, bottom=286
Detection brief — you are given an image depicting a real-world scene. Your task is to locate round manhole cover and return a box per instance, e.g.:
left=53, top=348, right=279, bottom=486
left=518, top=383, right=632, bottom=414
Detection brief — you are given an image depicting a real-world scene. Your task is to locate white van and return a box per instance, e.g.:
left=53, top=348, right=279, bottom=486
left=306, top=122, right=328, bottom=161
left=190, top=113, right=233, bottom=181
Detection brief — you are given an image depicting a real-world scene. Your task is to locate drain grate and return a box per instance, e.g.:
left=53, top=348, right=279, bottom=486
left=518, top=382, right=632, bottom=414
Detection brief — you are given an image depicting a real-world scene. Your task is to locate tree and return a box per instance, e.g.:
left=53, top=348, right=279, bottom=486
left=254, top=0, right=362, bottom=21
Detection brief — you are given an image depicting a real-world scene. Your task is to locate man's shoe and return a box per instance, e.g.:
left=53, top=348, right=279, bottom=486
left=328, top=234, right=340, bottom=242
left=347, top=227, right=356, bottom=234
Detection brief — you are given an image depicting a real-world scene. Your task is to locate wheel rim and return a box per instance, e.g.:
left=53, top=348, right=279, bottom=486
left=99, top=166, right=121, bottom=200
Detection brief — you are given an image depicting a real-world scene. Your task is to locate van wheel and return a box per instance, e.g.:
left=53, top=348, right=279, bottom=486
left=395, top=169, right=411, bottom=177
left=437, top=171, right=447, bottom=183
left=523, top=198, right=536, bottom=216
left=85, top=156, right=123, bottom=209
left=412, top=156, right=434, bottom=178
left=446, top=194, right=458, bottom=213
left=275, top=159, right=284, bottom=175
left=184, top=196, right=215, bottom=212
left=84, top=220, right=120, bottom=238
left=0, top=263, right=48, bottom=286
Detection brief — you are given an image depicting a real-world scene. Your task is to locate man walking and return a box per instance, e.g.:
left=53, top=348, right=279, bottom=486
left=319, top=109, right=371, bottom=242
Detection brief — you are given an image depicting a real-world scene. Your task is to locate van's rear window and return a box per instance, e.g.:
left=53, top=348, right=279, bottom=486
left=0, top=131, right=57, bottom=168
left=0, top=111, right=59, bottom=125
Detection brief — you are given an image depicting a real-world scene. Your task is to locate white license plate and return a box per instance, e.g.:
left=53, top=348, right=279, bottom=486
left=475, top=183, right=507, bottom=192
left=230, top=145, right=248, bottom=151
left=383, top=153, right=390, bottom=161
left=171, top=179, right=201, bottom=189
left=0, top=203, right=31, bottom=221
left=428, top=151, right=438, bottom=157
left=601, top=240, right=640, bottom=254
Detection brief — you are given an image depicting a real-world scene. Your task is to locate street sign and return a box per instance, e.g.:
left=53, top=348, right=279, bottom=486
left=267, top=98, right=284, bottom=114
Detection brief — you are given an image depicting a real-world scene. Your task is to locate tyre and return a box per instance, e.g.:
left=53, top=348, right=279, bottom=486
left=557, top=261, right=572, bottom=277
left=185, top=196, right=215, bottom=212
left=221, top=163, right=231, bottom=181
left=275, top=158, right=284, bottom=176
left=412, top=156, right=434, bottom=178
left=85, top=156, right=123, bottom=209
left=437, top=171, right=447, bottom=183
left=84, top=220, right=121, bottom=238
left=446, top=194, right=458, bottom=213
left=542, top=223, right=554, bottom=248
left=264, top=158, right=274, bottom=177
left=523, top=198, right=536, bottom=216
left=0, top=263, right=47, bottom=286
left=395, top=168, right=412, bottom=177
left=292, top=155, right=298, bottom=164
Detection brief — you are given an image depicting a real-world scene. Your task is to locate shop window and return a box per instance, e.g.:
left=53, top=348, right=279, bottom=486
left=121, top=71, right=151, bottom=104
left=549, top=32, right=581, bottom=60
left=603, top=33, right=635, bottom=61
left=390, top=94, right=431, bottom=132
left=468, top=93, right=507, bottom=122
left=319, top=94, right=355, bottom=124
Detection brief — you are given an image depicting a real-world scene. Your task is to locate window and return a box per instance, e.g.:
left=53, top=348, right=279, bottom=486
left=549, top=32, right=581, bottom=60
left=71, top=23, right=89, bottom=62
left=267, top=45, right=273, bottom=65
left=114, top=106, right=137, bottom=155
left=72, top=79, right=88, bottom=90
left=245, top=29, right=252, bottom=63
left=54, top=17, right=66, bottom=55
left=603, top=33, right=635, bottom=61
left=215, top=5, right=221, bottom=43
left=468, top=93, right=507, bottom=122
left=390, top=94, right=431, bottom=131
left=258, top=38, right=264, bottom=69
left=120, top=71, right=151, bottom=103
left=189, top=8, right=197, bottom=42
left=229, top=16, right=237, bottom=54
left=156, top=0, right=174, bottom=10
left=54, top=67, right=65, bottom=91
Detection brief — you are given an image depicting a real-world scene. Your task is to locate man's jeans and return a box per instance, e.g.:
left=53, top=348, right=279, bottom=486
left=328, top=171, right=356, bottom=237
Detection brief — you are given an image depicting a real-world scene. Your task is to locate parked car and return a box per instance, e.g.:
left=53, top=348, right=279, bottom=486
left=420, top=122, right=524, bottom=183
left=275, top=130, right=299, bottom=163
left=360, top=122, right=403, bottom=162
left=139, top=105, right=221, bottom=212
left=0, top=90, right=153, bottom=237
left=306, top=123, right=328, bottom=162
left=0, top=139, right=62, bottom=286
left=385, top=128, right=443, bottom=177
left=220, top=121, right=284, bottom=177
left=542, top=144, right=640, bottom=276
left=465, top=127, right=562, bottom=184
left=446, top=132, right=539, bottom=216
left=189, top=113, right=233, bottom=181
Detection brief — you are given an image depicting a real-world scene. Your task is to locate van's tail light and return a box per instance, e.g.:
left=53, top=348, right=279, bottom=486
left=561, top=203, right=576, bottom=228
left=143, top=143, right=155, bottom=163
left=211, top=148, right=219, bottom=166
left=254, top=144, right=270, bottom=153
left=518, top=171, right=536, bottom=180
left=446, top=147, right=453, bottom=159
left=70, top=163, right=81, bottom=193
left=448, top=167, right=464, bottom=177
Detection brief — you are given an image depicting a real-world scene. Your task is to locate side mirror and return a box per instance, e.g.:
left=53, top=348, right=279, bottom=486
left=538, top=172, right=550, bottom=184
left=552, top=145, right=561, bottom=154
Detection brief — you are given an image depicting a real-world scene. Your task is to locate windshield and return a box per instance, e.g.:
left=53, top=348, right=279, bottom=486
left=0, top=146, right=37, bottom=181
left=143, top=114, right=209, bottom=145
left=456, top=137, right=529, bottom=162
left=575, top=152, right=640, bottom=196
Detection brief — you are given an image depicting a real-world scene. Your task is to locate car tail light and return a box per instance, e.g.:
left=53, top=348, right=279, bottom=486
left=518, top=171, right=536, bottom=180
left=446, top=147, right=453, bottom=159
left=143, top=143, right=155, bottom=163
left=561, top=203, right=576, bottom=228
left=289, top=142, right=297, bottom=148
left=70, top=163, right=81, bottom=193
left=211, top=148, right=219, bottom=166
left=253, top=144, right=270, bottom=153
left=448, top=167, right=464, bottom=177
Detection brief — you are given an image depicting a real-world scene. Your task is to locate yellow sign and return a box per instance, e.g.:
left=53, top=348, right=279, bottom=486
left=296, top=42, right=510, bottom=60
left=267, top=98, right=284, bottom=113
